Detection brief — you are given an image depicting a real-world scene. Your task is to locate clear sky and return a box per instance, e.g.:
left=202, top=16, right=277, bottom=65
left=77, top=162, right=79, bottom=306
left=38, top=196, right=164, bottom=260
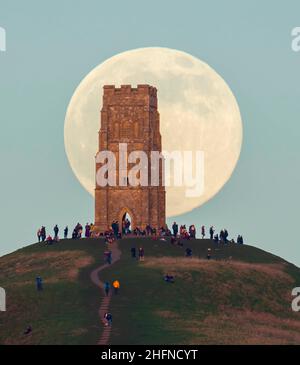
left=0, top=1, right=299, bottom=265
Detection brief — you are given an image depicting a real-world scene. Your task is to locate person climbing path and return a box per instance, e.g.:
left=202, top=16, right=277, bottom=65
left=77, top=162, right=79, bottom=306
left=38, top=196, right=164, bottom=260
left=90, top=240, right=121, bottom=345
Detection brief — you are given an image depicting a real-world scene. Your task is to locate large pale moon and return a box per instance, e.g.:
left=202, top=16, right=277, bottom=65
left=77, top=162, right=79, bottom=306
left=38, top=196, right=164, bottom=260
left=64, top=47, right=242, bottom=217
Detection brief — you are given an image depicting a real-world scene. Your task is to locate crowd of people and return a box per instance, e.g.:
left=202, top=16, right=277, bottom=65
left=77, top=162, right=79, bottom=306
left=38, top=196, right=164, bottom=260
left=36, top=221, right=244, bottom=246
left=36, top=222, right=96, bottom=244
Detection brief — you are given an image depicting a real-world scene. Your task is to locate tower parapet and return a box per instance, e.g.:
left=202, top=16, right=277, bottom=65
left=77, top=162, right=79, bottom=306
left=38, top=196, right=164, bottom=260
left=102, top=84, right=157, bottom=108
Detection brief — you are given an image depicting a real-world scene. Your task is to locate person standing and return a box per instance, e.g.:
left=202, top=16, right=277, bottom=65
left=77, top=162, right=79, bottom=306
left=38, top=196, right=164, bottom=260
left=224, top=229, right=229, bottom=243
left=107, top=251, right=112, bottom=264
left=54, top=225, right=59, bottom=239
left=115, top=221, right=119, bottom=235
left=89, top=223, right=94, bottom=237
left=220, top=230, right=225, bottom=243
left=104, top=282, right=110, bottom=296
left=37, top=228, right=41, bottom=243
left=41, top=226, right=46, bottom=242
left=172, top=222, right=178, bottom=237
left=85, top=223, right=90, bottom=238
left=189, top=225, right=196, bottom=238
left=125, top=219, right=130, bottom=235
left=214, top=233, right=219, bottom=243
left=237, top=235, right=244, bottom=244
left=201, top=225, right=205, bottom=239
left=131, top=247, right=136, bottom=258
left=104, top=312, right=112, bottom=326
left=113, top=280, right=120, bottom=295
left=36, top=276, right=43, bottom=291
left=112, top=221, right=118, bottom=237
left=209, top=226, right=214, bottom=240
left=72, top=228, right=77, bottom=239
left=139, top=247, right=145, bottom=261
left=64, top=226, right=68, bottom=239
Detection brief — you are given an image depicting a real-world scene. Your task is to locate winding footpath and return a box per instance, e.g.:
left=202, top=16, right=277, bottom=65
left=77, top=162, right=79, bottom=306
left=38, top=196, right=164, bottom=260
left=90, top=241, right=121, bottom=345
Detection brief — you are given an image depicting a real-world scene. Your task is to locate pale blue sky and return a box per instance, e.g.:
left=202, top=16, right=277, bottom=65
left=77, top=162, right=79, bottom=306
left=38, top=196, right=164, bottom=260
left=0, top=1, right=299, bottom=265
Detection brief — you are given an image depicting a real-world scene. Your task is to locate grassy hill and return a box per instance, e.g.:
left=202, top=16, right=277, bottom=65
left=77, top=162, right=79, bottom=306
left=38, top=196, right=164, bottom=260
left=0, top=237, right=300, bottom=345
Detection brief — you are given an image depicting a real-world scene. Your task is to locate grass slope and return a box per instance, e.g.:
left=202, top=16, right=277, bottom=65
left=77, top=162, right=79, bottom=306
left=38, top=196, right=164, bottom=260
left=0, top=237, right=300, bottom=344
left=0, top=239, right=106, bottom=344
left=103, top=238, right=300, bottom=345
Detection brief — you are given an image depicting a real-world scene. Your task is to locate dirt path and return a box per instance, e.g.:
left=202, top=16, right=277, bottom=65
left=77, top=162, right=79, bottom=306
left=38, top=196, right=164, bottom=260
left=90, top=241, right=121, bottom=345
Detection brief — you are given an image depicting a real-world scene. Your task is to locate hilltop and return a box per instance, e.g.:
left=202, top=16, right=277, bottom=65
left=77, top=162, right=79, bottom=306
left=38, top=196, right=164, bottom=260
left=0, top=237, right=300, bottom=345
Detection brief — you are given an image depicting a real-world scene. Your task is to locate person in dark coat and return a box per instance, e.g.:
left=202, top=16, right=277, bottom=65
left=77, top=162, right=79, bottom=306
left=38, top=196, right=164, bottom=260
left=139, top=247, right=145, bottom=261
left=64, top=226, right=68, bottom=239
left=131, top=247, right=136, bottom=258
left=209, top=226, right=214, bottom=240
left=41, top=226, right=46, bottom=242
left=104, top=282, right=110, bottom=296
left=36, top=276, right=43, bottom=291
left=53, top=225, right=59, bottom=239
left=172, top=222, right=178, bottom=237
left=185, top=248, right=192, bottom=257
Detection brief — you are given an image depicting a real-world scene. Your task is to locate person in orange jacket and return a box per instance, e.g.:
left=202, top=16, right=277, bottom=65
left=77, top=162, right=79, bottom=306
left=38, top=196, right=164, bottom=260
left=112, top=280, right=120, bottom=294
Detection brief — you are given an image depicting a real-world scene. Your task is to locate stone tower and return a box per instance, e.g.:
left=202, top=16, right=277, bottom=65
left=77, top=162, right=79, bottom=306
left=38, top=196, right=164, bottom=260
left=94, top=84, right=166, bottom=232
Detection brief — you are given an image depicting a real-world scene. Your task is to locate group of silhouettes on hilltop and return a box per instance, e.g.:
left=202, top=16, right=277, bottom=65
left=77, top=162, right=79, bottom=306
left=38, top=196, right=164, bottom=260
left=36, top=221, right=244, bottom=245
left=37, top=223, right=94, bottom=244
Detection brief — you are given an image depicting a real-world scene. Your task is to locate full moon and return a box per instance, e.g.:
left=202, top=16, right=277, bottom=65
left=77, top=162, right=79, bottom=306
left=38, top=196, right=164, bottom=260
left=64, top=47, right=242, bottom=217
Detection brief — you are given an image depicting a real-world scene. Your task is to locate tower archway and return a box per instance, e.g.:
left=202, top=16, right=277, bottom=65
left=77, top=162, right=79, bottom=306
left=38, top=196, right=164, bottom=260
left=118, top=207, right=135, bottom=234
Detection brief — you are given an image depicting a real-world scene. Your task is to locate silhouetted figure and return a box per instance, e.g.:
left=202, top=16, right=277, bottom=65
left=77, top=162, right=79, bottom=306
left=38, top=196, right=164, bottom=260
left=64, top=226, right=68, bottom=239
left=146, top=224, right=152, bottom=235
left=172, top=222, right=178, bottom=237
left=113, top=280, right=120, bottom=294
left=220, top=230, right=225, bottom=243
left=185, top=248, right=192, bottom=257
left=209, top=226, right=214, bottom=240
left=104, top=312, right=112, bottom=326
left=139, top=247, right=145, bottom=261
left=41, top=226, right=46, bottom=242
left=72, top=229, right=77, bottom=239
left=54, top=225, right=59, bottom=239
left=76, top=223, right=83, bottom=238
left=85, top=223, right=91, bottom=238
left=201, top=225, right=205, bottom=239
left=131, top=247, right=136, bottom=258
left=224, top=229, right=229, bottom=243
left=36, top=276, right=43, bottom=291
left=104, top=282, right=110, bottom=296
left=112, top=220, right=119, bottom=237
left=104, top=251, right=112, bottom=264
left=124, top=219, right=130, bottom=235
left=237, top=235, right=244, bottom=244
left=189, top=225, right=196, bottom=238
left=37, top=228, right=41, bottom=242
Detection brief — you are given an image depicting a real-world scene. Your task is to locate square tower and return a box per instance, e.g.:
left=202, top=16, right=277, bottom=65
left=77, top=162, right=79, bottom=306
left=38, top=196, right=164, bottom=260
left=94, top=84, right=166, bottom=232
